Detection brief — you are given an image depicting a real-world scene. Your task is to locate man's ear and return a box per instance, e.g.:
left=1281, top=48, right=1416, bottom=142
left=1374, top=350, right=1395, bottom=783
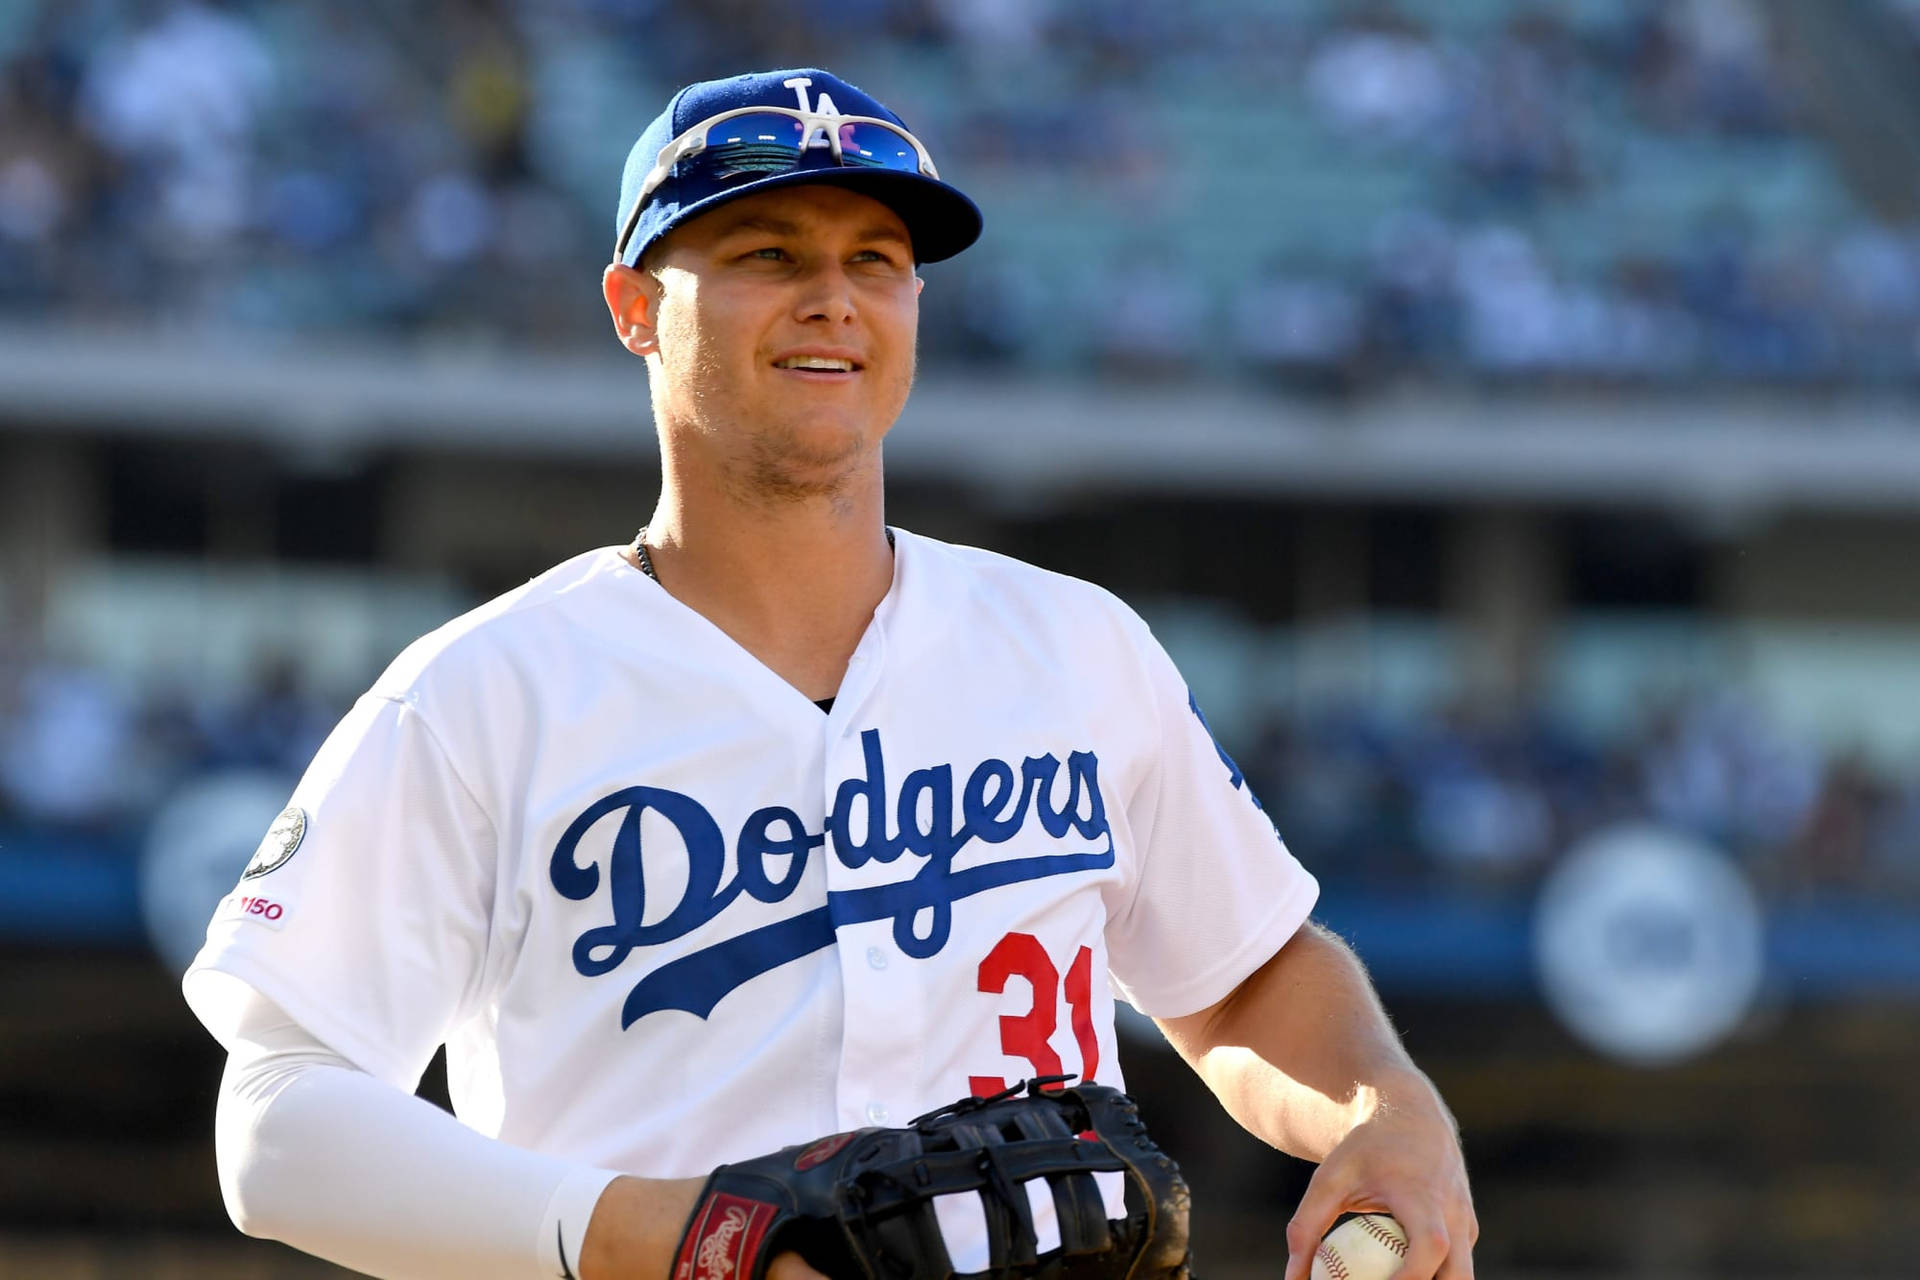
left=603, top=264, right=661, bottom=357
left=915, top=274, right=925, bottom=297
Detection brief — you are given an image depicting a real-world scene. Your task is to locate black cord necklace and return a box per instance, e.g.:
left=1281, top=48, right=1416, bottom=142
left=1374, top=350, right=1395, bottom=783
left=630, top=527, right=894, bottom=583
left=630, top=528, right=660, bottom=581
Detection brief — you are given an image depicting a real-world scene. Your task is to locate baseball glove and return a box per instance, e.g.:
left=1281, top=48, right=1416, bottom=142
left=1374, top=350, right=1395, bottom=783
left=671, top=1076, right=1192, bottom=1280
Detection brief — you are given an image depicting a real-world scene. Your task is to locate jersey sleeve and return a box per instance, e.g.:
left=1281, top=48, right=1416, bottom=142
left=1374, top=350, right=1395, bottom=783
left=184, top=692, right=496, bottom=1091
left=1103, top=626, right=1318, bottom=1019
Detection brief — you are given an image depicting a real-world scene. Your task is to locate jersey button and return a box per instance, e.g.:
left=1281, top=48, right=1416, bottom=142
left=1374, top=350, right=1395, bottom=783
left=866, top=1102, right=889, bottom=1125
left=866, top=945, right=888, bottom=970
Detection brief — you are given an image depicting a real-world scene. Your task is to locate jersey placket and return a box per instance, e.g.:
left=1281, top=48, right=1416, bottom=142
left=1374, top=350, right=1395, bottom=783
left=819, top=621, right=926, bottom=1130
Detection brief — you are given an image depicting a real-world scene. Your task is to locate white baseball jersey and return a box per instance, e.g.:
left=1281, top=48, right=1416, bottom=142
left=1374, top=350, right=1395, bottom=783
left=185, top=528, right=1317, bottom=1197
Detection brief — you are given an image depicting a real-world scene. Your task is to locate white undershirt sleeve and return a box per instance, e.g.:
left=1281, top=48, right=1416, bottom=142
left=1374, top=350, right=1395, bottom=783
left=215, top=983, right=619, bottom=1280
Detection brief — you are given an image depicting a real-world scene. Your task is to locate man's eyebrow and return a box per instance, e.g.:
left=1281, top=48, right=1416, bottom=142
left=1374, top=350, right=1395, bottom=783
left=718, top=214, right=802, bottom=237
left=852, top=225, right=912, bottom=249
left=713, top=214, right=911, bottom=248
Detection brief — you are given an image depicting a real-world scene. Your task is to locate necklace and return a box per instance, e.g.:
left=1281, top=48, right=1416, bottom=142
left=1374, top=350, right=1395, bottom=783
left=631, top=528, right=658, bottom=581
left=630, top=527, right=893, bottom=583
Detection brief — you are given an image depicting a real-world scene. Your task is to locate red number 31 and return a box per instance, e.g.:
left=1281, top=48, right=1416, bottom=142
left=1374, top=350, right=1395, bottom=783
left=969, top=932, right=1099, bottom=1097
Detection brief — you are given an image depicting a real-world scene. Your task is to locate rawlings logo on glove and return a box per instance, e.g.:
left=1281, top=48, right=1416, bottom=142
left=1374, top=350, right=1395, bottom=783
left=677, top=1195, right=776, bottom=1280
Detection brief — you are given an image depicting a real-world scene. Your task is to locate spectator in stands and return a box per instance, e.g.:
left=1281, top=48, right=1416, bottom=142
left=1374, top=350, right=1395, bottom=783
left=931, top=0, right=1052, bottom=68
left=1362, top=209, right=1460, bottom=375
left=189, top=655, right=333, bottom=778
left=1230, top=256, right=1365, bottom=393
left=1451, top=224, right=1569, bottom=376
left=1304, top=15, right=1451, bottom=148
left=1665, top=0, right=1788, bottom=136
left=1825, top=224, right=1920, bottom=380
left=1092, top=243, right=1211, bottom=380
left=1454, top=13, right=1581, bottom=203
left=1789, top=752, right=1886, bottom=892
left=0, top=655, right=142, bottom=831
left=78, top=1, right=274, bottom=258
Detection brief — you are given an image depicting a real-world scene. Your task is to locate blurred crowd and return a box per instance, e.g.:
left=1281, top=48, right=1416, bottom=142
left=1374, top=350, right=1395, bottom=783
left=1244, top=691, right=1920, bottom=900
left=1014, top=0, right=1920, bottom=387
left=0, top=650, right=329, bottom=834
left=4, top=0, right=1920, bottom=386
left=4, top=643, right=1917, bottom=903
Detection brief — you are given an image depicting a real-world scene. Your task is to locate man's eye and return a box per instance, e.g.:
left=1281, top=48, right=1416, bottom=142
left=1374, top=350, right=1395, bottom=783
left=748, top=247, right=787, bottom=261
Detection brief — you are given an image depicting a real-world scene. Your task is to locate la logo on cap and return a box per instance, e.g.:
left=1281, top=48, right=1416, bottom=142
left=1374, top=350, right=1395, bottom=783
left=783, top=76, right=842, bottom=150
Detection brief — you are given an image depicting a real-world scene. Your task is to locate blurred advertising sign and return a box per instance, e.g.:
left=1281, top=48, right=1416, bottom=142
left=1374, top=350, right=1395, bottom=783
left=140, top=770, right=294, bottom=975
left=1533, top=824, right=1764, bottom=1067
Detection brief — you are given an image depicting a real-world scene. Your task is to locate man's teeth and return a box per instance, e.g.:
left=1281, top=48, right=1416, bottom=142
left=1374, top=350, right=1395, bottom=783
left=775, top=356, right=855, bottom=371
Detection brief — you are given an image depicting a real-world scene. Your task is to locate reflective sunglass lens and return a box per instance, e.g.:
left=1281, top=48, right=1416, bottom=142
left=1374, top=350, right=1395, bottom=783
left=834, top=122, right=923, bottom=171
left=700, top=112, right=810, bottom=180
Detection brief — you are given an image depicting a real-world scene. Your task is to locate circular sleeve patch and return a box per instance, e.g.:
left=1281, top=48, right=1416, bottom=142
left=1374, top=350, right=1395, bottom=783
left=242, top=806, right=308, bottom=879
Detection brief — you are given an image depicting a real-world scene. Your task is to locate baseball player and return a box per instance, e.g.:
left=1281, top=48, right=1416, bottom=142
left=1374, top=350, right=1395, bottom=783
left=185, top=69, right=1475, bottom=1280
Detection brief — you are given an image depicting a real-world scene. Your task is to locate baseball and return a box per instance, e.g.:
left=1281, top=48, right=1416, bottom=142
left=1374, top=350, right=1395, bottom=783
left=1311, top=1214, right=1408, bottom=1280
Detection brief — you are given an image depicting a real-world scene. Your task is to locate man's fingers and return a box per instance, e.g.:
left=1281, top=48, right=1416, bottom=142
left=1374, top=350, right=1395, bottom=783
left=1384, top=1207, right=1451, bottom=1280
left=1430, top=1204, right=1479, bottom=1280
left=1282, top=1166, right=1353, bottom=1280
left=766, top=1251, right=830, bottom=1280
left=1432, top=1239, right=1475, bottom=1280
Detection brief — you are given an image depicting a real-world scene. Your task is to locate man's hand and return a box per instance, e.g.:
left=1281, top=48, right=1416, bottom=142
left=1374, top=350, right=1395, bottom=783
left=1280, top=1073, right=1477, bottom=1280
left=766, top=1252, right=831, bottom=1280
left=579, top=1175, right=827, bottom=1280
left=1155, top=922, right=1477, bottom=1280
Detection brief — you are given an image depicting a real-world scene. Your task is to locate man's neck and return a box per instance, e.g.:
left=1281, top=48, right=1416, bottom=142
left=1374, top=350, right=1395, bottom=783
left=632, top=481, right=895, bottom=701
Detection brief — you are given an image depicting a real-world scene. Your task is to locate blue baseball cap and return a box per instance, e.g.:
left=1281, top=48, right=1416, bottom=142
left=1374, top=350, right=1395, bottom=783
left=613, top=68, right=983, bottom=269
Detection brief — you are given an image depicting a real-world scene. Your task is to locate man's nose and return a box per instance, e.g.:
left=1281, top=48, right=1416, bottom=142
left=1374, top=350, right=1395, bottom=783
left=792, top=261, right=858, bottom=325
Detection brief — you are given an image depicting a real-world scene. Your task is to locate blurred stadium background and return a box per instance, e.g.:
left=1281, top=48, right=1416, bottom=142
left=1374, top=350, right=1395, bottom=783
left=4, top=0, right=1920, bottom=1275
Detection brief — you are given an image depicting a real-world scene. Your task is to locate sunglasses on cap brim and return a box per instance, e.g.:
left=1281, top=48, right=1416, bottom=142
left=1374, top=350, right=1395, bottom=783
left=614, top=106, right=942, bottom=264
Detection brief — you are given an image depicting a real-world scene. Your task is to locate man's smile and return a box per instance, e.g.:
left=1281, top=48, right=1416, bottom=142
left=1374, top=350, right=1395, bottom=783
left=771, top=347, right=864, bottom=380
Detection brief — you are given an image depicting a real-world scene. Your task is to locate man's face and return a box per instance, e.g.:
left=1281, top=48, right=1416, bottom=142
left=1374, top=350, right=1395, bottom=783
left=618, top=183, right=922, bottom=501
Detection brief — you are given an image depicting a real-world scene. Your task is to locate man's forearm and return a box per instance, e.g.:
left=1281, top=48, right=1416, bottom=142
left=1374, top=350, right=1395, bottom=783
left=1156, top=921, right=1453, bottom=1162
left=218, top=1050, right=620, bottom=1278
left=580, top=1175, right=704, bottom=1279
left=220, top=996, right=801, bottom=1280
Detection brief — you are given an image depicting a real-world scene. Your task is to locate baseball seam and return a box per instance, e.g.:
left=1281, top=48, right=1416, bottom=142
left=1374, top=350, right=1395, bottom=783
left=1355, top=1215, right=1408, bottom=1258
left=1315, top=1242, right=1351, bottom=1280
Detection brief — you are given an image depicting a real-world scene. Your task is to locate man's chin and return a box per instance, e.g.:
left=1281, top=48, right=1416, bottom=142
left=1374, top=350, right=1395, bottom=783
left=745, top=421, right=882, bottom=501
